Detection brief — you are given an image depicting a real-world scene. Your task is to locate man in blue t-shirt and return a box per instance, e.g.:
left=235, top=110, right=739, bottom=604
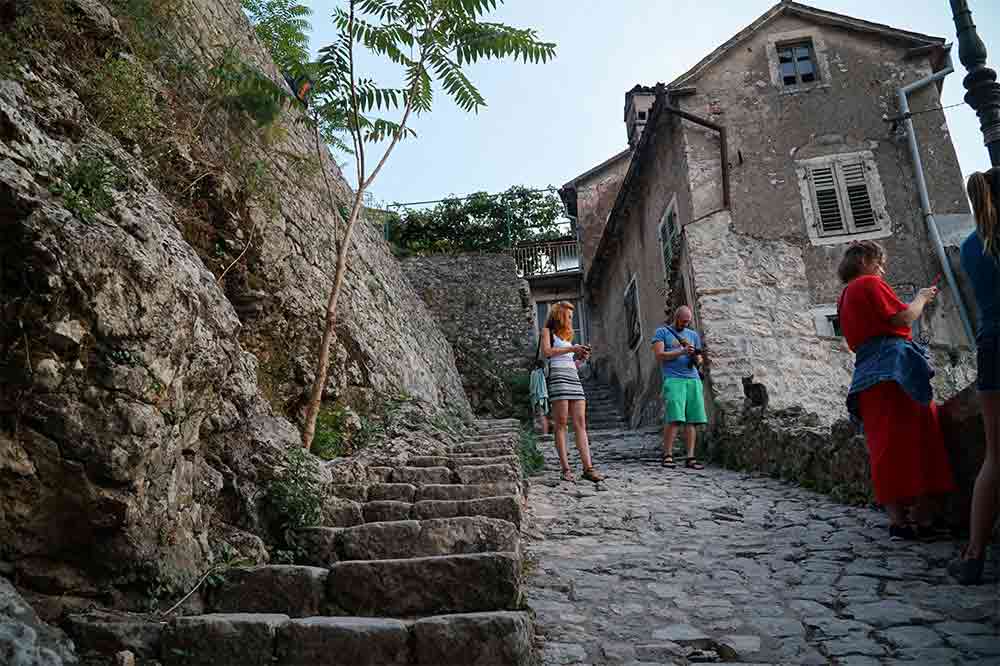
left=651, top=305, right=707, bottom=470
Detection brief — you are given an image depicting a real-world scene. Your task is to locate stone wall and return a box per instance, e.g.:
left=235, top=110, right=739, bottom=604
left=707, top=381, right=993, bottom=534
left=402, top=253, right=535, bottom=417
left=706, top=406, right=874, bottom=507
left=0, top=0, right=469, bottom=610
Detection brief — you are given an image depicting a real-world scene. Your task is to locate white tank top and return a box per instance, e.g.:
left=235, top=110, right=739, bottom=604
left=549, top=333, right=576, bottom=368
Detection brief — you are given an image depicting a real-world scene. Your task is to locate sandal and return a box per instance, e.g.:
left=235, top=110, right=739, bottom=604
left=684, top=457, right=705, bottom=470
left=560, top=469, right=576, bottom=483
left=581, top=467, right=605, bottom=483
left=661, top=455, right=676, bottom=468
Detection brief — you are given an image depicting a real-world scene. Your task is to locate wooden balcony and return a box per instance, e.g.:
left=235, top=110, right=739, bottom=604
left=509, top=238, right=581, bottom=279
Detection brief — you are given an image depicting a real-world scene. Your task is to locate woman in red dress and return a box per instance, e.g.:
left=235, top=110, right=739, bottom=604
left=837, top=241, right=955, bottom=540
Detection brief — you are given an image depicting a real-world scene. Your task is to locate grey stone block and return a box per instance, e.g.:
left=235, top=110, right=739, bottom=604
left=275, top=617, right=410, bottom=666
left=327, top=553, right=521, bottom=616
left=161, top=614, right=288, bottom=666
left=208, top=567, right=328, bottom=618
left=412, top=611, right=532, bottom=666
left=362, top=501, right=412, bottom=523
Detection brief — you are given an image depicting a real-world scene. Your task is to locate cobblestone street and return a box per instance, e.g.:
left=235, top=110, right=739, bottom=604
left=524, top=429, right=1000, bottom=665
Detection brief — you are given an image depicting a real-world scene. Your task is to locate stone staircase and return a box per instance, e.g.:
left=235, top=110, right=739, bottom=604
left=67, top=420, right=533, bottom=666
left=582, top=377, right=627, bottom=431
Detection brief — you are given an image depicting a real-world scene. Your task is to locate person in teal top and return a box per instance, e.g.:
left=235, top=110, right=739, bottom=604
left=953, top=167, right=1000, bottom=585
left=652, top=305, right=707, bottom=470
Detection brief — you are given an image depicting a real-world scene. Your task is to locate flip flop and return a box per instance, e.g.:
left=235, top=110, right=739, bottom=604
left=684, top=457, right=705, bottom=470
left=661, top=456, right=676, bottom=468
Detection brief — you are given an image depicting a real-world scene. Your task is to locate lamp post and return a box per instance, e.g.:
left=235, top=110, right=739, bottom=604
left=950, top=0, right=1000, bottom=165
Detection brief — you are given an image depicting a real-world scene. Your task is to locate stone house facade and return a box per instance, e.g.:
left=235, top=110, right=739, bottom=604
left=566, top=1, right=978, bottom=428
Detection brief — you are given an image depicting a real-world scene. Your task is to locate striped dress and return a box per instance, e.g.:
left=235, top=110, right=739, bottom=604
left=547, top=334, right=586, bottom=402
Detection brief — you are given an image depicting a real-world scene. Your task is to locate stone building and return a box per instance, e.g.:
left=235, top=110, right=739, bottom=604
left=563, top=0, right=978, bottom=428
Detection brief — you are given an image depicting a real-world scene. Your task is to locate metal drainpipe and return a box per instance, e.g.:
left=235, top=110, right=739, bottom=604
left=898, top=52, right=976, bottom=345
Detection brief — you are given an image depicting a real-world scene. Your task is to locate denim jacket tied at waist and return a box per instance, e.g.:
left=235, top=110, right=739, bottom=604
left=846, top=336, right=935, bottom=425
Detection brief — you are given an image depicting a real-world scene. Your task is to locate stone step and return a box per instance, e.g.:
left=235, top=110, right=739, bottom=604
left=448, top=447, right=513, bottom=459
left=474, top=418, right=520, bottom=429
left=363, top=500, right=414, bottom=523
left=417, top=482, right=520, bottom=502
left=412, top=495, right=523, bottom=526
left=291, top=516, right=519, bottom=565
left=207, top=566, right=329, bottom=618
left=451, top=455, right=519, bottom=468
left=367, top=483, right=417, bottom=503
left=408, top=455, right=452, bottom=468
left=455, top=463, right=520, bottom=485
left=449, top=442, right=515, bottom=455
left=391, top=466, right=454, bottom=485
left=407, top=454, right=520, bottom=471
left=161, top=611, right=532, bottom=666
left=325, top=493, right=523, bottom=528
left=328, top=552, right=521, bottom=616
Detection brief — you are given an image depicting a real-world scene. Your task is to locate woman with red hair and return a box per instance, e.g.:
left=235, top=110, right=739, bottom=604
left=838, top=241, right=954, bottom=540
left=540, top=301, right=603, bottom=483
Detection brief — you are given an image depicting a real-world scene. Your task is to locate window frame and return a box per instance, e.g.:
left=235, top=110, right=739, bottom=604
left=795, top=151, right=892, bottom=246
left=766, top=29, right=832, bottom=93
left=623, top=274, right=642, bottom=352
left=776, top=40, right=819, bottom=87
left=811, top=305, right=842, bottom=338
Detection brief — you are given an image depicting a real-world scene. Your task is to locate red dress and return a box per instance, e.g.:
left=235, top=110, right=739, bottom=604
left=838, top=275, right=955, bottom=505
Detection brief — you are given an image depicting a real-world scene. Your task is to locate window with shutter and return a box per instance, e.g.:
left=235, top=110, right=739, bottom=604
left=797, top=151, right=889, bottom=245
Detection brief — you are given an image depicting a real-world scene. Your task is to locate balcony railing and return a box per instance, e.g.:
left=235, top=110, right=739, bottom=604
left=510, top=238, right=581, bottom=278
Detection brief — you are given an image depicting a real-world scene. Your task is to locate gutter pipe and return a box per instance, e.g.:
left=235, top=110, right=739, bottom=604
left=898, top=52, right=976, bottom=345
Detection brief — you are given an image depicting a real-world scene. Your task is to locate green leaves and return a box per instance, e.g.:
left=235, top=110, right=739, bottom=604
left=386, top=185, right=567, bottom=254
left=241, top=0, right=313, bottom=71
left=314, top=0, right=557, bottom=150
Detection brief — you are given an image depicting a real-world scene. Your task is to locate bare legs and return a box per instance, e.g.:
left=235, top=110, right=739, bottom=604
left=551, top=399, right=598, bottom=479
left=661, top=423, right=697, bottom=461
left=552, top=400, right=571, bottom=476
left=570, top=400, right=594, bottom=471
left=966, top=392, right=1000, bottom=560
left=662, top=422, right=679, bottom=461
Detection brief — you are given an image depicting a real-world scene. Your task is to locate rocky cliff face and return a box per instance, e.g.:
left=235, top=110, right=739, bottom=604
left=0, top=0, right=469, bottom=613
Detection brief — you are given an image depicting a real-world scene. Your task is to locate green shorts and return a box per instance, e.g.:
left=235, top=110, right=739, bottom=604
left=662, top=377, right=707, bottom=424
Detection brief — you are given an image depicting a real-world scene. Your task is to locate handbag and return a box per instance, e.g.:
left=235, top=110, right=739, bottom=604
left=664, top=325, right=705, bottom=380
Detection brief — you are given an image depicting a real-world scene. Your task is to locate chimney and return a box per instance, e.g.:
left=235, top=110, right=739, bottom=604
left=624, top=85, right=656, bottom=148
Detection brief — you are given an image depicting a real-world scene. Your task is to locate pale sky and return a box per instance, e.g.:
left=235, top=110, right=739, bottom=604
left=303, top=0, right=1000, bottom=208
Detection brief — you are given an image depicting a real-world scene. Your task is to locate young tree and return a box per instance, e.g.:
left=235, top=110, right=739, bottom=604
left=301, top=1, right=556, bottom=450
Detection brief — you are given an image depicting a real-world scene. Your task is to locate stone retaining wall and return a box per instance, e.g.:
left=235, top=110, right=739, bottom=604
left=402, top=253, right=535, bottom=417
left=708, top=381, right=990, bottom=531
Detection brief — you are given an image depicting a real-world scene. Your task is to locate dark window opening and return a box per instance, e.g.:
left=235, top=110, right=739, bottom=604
left=777, top=40, right=819, bottom=87
left=827, top=314, right=842, bottom=337
left=624, top=280, right=641, bottom=349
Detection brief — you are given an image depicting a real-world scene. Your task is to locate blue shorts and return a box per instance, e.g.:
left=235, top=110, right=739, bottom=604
left=978, top=333, right=1000, bottom=392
